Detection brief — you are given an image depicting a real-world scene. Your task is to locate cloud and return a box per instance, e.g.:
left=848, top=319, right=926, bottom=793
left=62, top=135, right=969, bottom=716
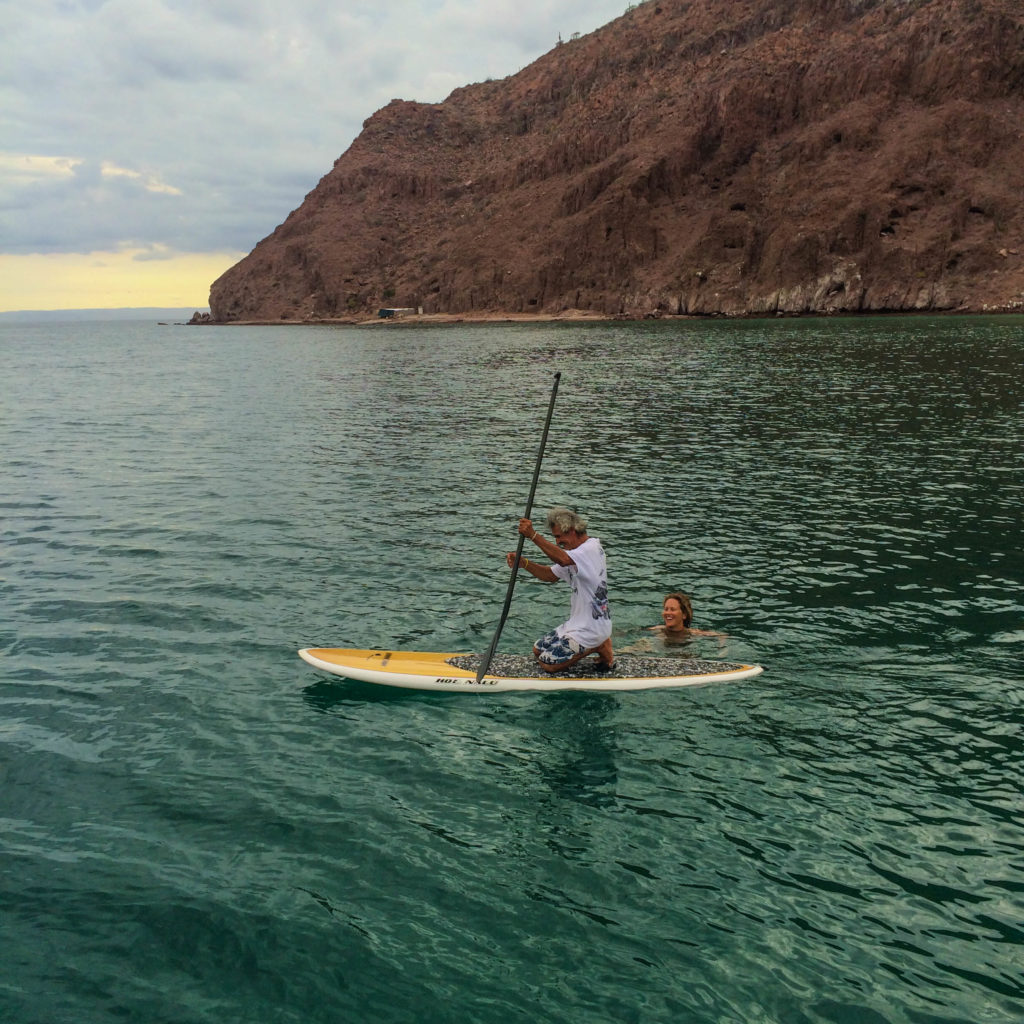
left=99, top=162, right=183, bottom=196
left=0, top=153, right=83, bottom=183
left=0, top=0, right=627, bottom=306
left=131, top=243, right=180, bottom=261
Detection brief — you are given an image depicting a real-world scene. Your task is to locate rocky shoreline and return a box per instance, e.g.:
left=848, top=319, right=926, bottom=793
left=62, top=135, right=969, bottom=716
left=188, top=308, right=613, bottom=326
left=187, top=306, right=1023, bottom=326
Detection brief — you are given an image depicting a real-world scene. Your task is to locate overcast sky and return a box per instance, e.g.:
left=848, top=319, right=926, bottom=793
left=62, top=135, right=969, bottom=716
left=0, top=0, right=628, bottom=311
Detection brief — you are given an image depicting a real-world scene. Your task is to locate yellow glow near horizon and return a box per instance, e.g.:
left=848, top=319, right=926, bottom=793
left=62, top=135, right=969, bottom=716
left=0, top=249, right=247, bottom=312
left=0, top=152, right=82, bottom=182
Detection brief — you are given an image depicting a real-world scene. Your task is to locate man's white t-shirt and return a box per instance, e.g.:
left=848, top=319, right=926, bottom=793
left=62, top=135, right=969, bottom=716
left=551, top=536, right=612, bottom=648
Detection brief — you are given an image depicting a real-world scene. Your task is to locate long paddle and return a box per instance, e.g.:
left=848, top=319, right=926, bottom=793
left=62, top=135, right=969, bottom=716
left=476, top=371, right=561, bottom=681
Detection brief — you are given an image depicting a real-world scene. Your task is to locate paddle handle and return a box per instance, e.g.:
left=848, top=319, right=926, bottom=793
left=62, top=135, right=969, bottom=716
left=476, top=372, right=561, bottom=681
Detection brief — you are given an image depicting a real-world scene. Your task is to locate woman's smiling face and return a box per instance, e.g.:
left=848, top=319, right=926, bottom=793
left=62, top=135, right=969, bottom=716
left=662, top=597, right=686, bottom=631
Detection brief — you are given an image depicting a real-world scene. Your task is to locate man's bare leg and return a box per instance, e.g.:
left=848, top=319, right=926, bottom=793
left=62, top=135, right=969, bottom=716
left=593, top=638, right=614, bottom=669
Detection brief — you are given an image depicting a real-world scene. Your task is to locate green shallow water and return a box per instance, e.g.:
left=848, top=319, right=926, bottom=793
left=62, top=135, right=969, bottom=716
left=2, top=315, right=1022, bottom=1023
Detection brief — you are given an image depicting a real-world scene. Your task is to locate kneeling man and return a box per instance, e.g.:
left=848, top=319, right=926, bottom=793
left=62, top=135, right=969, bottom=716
left=506, top=507, right=613, bottom=673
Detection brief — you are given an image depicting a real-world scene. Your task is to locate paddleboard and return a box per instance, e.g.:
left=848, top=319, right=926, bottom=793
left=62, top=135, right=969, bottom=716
left=298, top=648, right=763, bottom=692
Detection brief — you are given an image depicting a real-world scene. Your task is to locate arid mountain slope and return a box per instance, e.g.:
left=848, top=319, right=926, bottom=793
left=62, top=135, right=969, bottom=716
left=209, top=0, right=1024, bottom=321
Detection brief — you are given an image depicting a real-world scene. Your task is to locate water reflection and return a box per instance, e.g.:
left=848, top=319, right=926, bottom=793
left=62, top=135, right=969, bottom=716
left=528, top=693, right=620, bottom=808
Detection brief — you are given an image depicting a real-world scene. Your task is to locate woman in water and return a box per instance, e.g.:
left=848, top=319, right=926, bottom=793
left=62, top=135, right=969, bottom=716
left=648, top=592, right=726, bottom=645
left=619, top=591, right=725, bottom=654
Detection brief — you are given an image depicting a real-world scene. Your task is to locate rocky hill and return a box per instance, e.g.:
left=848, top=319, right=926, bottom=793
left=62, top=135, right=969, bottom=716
left=208, top=0, right=1024, bottom=321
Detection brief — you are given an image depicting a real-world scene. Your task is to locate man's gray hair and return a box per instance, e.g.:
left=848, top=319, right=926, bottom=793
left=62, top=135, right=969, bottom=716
left=546, top=506, right=587, bottom=534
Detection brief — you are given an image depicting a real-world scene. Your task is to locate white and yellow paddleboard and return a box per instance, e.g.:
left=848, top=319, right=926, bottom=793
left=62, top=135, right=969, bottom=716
left=298, top=648, right=763, bottom=693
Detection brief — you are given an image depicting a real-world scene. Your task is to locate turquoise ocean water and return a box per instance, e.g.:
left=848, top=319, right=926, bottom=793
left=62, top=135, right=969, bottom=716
left=2, top=315, right=1022, bottom=1023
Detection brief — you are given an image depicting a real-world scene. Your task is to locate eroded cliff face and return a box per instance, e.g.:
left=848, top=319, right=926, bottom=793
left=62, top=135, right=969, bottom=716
left=209, top=0, right=1024, bottom=321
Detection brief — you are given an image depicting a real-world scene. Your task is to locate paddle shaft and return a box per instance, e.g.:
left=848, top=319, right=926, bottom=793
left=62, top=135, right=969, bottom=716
left=476, top=372, right=561, bottom=681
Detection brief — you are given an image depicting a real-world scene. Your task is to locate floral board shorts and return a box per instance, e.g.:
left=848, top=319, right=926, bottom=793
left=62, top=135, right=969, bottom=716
left=534, top=630, right=585, bottom=666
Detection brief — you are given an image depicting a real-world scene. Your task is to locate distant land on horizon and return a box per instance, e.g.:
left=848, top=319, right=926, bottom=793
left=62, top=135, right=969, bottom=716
left=0, top=307, right=210, bottom=323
